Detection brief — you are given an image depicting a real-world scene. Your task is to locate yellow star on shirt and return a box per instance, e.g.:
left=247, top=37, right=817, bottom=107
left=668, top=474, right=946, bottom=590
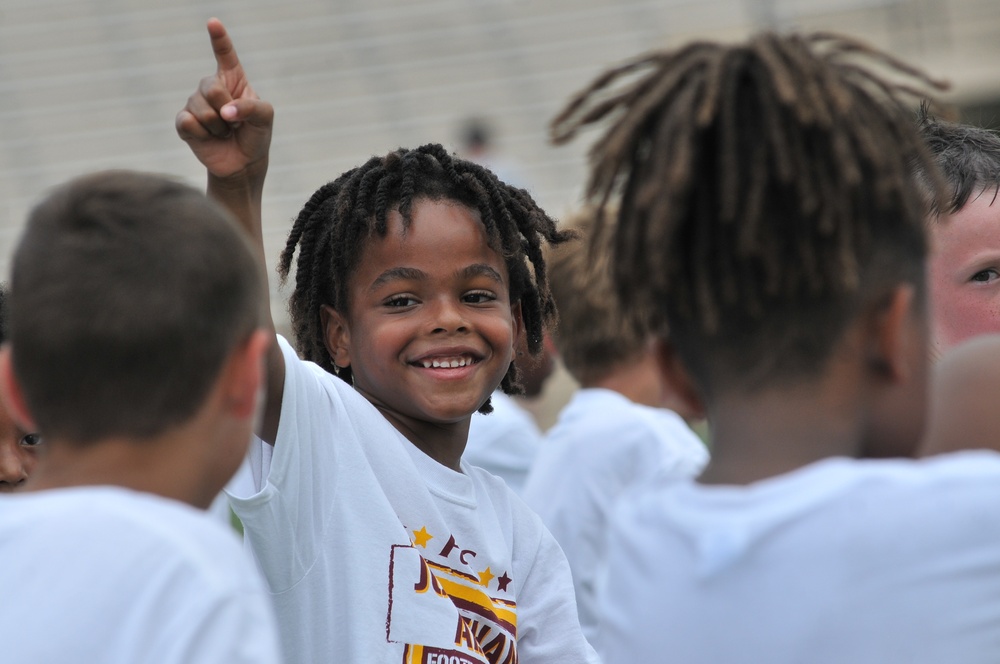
left=412, top=526, right=433, bottom=548
left=478, top=566, right=495, bottom=588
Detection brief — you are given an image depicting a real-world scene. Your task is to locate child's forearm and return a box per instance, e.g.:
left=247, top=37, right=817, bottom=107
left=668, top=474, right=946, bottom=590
left=207, top=167, right=285, bottom=445
left=207, top=165, right=268, bottom=261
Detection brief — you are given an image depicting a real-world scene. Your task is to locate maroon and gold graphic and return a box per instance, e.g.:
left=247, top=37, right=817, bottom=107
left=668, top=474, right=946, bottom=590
left=389, top=526, right=518, bottom=664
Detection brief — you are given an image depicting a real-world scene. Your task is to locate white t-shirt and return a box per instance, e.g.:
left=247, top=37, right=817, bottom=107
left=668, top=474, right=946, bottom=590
left=598, top=451, right=1000, bottom=663
left=209, top=460, right=255, bottom=527
left=228, top=336, right=597, bottom=664
left=465, top=391, right=543, bottom=496
left=521, top=388, right=708, bottom=643
left=0, top=486, right=280, bottom=663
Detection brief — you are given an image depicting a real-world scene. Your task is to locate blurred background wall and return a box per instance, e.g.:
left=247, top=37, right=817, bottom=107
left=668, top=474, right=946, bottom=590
left=1, top=0, right=997, bottom=425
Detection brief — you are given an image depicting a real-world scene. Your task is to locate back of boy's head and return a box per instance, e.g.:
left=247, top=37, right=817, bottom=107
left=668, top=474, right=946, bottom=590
left=547, top=206, right=651, bottom=385
left=916, top=107, right=1000, bottom=215
left=551, top=32, right=947, bottom=399
left=10, top=170, right=265, bottom=443
left=278, top=143, right=572, bottom=405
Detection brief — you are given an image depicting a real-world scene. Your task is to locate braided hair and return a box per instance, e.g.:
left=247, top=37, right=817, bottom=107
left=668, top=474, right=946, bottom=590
left=278, top=143, right=570, bottom=410
left=551, top=32, right=948, bottom=396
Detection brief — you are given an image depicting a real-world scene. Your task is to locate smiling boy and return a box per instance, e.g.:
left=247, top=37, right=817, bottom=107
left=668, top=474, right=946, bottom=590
left=176, top=19, right=596, bottom=664
left=322, top=199, right=516, bottom=459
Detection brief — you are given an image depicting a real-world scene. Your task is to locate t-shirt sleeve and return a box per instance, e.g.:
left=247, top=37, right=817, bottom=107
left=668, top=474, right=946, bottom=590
left=513, top=510, right=601, bottom=664
left=227, top=335, right=350, bottom=591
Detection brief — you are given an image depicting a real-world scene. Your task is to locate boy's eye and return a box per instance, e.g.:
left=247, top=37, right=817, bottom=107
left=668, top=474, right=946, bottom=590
left=971, top=269, right=1000, bottom=284
left=384, top=295, right=418, bottom=307
left=463, top=291, right=497, bottom=304
left=19, top=433, right=42, bottom=447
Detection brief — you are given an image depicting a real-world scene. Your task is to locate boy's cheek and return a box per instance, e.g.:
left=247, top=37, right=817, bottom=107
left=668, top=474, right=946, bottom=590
left=930, top=286, right=1000, bottom=352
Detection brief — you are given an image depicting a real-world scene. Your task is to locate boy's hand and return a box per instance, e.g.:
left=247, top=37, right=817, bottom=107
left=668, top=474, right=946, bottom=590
left=175, top=18, right=273, bottom=181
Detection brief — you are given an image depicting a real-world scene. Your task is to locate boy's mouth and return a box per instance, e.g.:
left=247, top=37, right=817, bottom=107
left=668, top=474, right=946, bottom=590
left=413, top=355, right=479, bottom=369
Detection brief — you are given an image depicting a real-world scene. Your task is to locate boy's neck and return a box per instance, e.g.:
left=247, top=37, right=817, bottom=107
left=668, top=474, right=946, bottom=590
left=377, top=407, right=471, bottom=472
left=24, top=430, right=222, bottom=509
left=698, top=378, right=869, bottom=486
left=584, top=356, right=664, bottom=408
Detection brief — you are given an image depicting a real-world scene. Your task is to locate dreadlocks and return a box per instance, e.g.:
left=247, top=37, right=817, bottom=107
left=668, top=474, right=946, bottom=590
left=277, top=143, right=570, bottom=408
left=551, top=32, right=948, bottom=396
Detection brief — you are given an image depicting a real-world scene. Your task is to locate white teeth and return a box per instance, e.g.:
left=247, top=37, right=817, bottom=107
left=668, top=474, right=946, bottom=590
left=421, top=356, right=472, bottom=368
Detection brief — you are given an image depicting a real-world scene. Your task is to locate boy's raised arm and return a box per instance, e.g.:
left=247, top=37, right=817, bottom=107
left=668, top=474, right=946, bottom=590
left=176, top=18, right=283, bottom=444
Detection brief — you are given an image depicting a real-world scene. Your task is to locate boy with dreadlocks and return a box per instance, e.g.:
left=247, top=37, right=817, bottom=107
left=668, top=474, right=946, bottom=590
left=177, top=19, right=596, bottom=664
left=916, top=111, right=1000, bottom=358
left=551, top=32, right=1000, bottom=662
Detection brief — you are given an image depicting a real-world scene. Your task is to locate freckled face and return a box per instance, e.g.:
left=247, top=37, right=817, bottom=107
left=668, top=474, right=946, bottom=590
left=329, top=198, right=518, bottom=428
left=929, top=194, right=1000, bottom=355
left=0, top=402, right=41, bottom=492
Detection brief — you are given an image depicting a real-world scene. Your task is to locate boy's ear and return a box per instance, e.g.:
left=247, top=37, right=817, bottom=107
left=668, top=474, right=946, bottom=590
left=0, top=346, right=37, bottom=432
left=653, top=338, right=705, bottom=421
left=220, top=330, right=271, bottom=419
left=868, top=284, right=920, bottom=382
left=320, top=305, right=352, bottom=369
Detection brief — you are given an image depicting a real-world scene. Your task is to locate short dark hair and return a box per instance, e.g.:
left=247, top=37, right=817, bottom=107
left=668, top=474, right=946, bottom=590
left=277, top=143, right=571, bottom=412
left=552, top=33, right=947, bottom=398
left=547, top=206, right=651, bottom=385
left=10, top=170, right=265, bottom=442
left=917, top=106, right=1000, bottom=215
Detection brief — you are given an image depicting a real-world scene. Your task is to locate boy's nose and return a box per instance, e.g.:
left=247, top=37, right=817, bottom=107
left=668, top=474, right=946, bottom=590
left=0, top=440, right=29, bottom=486
left=430, top=298, right=468, bottom=333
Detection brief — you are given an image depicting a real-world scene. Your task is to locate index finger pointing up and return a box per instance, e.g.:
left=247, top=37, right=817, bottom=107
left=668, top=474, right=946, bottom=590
left=207, top=17, right=241, bottom=73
